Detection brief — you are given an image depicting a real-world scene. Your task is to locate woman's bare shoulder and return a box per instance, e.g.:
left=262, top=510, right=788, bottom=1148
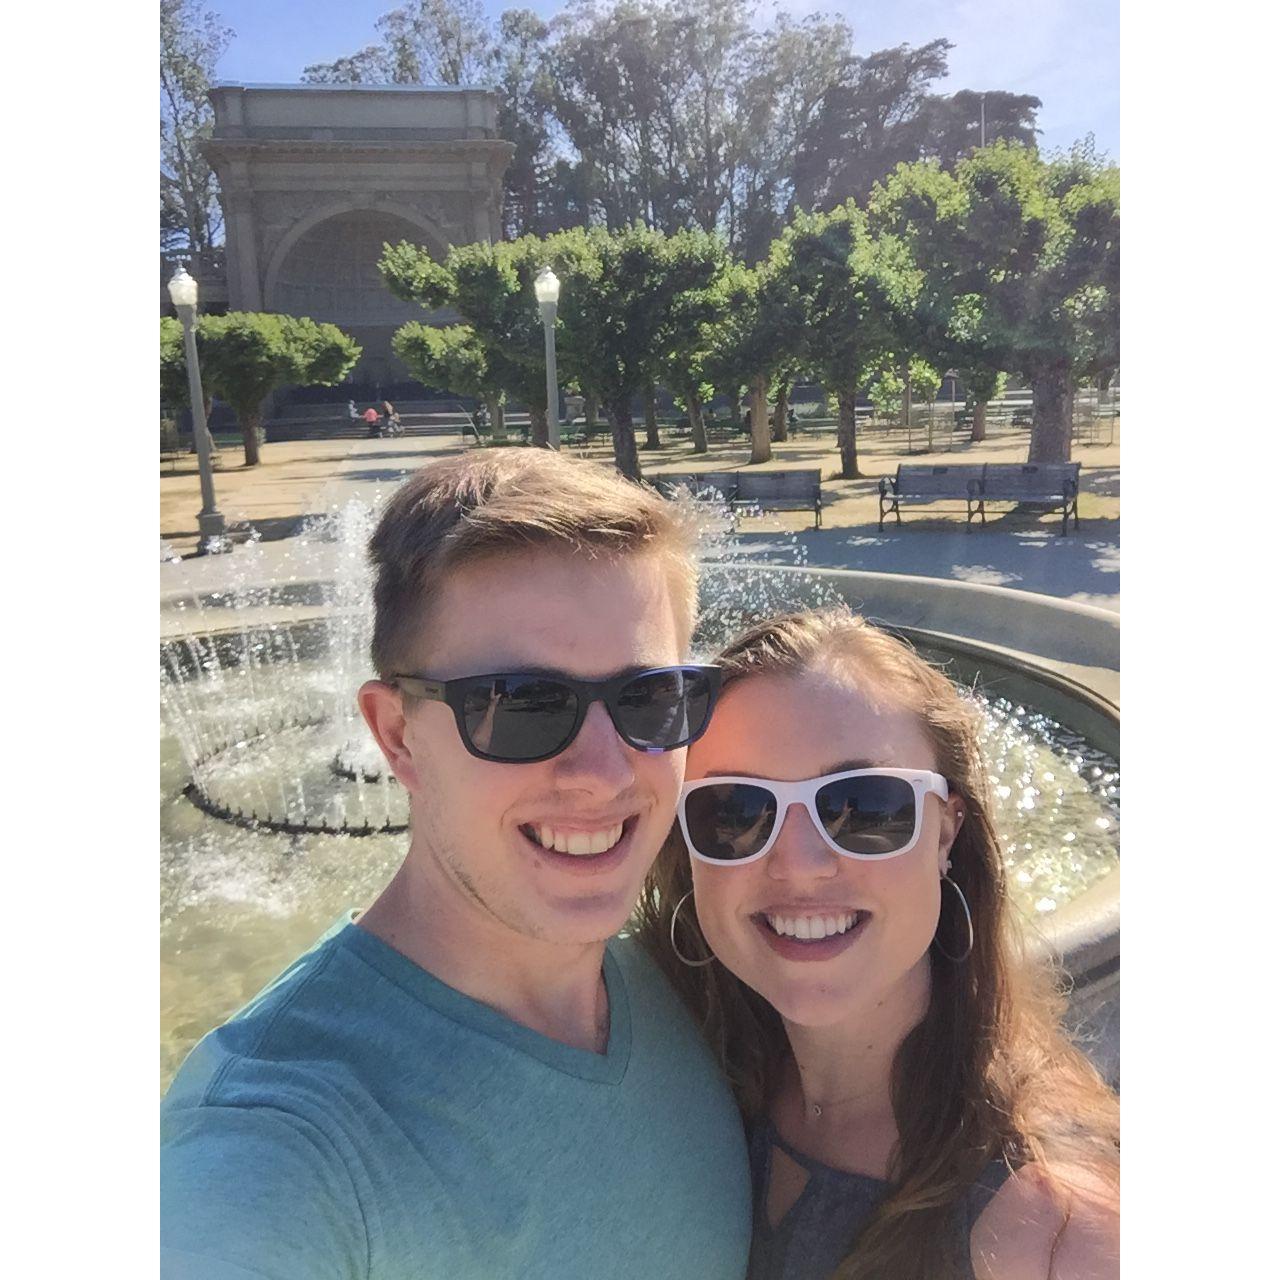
left=970, top=1161, right=1119, bottom=1280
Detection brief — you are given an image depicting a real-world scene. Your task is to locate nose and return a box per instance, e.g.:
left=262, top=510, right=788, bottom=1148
left=765, top=800, right=839, bottom=880
left=550, top=698, right=638, bottom=794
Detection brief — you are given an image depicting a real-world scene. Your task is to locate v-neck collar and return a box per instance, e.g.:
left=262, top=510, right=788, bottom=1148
left=335, top=914, right=633, bottom=1085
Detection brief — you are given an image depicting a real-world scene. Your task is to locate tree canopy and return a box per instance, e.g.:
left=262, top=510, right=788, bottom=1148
left=302, top=0, right=1043, bottom=254
left=161, top=0, right=233, bottom=255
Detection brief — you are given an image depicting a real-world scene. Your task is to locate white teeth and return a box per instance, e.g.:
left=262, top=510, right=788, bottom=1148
left=529, top=822, right=625, bottom=857
left=765, top=912, right=859, bottom=941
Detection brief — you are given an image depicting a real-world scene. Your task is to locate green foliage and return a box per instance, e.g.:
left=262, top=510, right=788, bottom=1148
left=776, top=203, right=920, bottom=396
left=908, top=356, right=942, bottom=402
left=869, top=141, right=1119, bottom=459
left=381, top=230, right=600, bottom=431
left=303, top=0, right=491, bottom=84
left=281, top=316, right=362, bottom=385
left=161, top=316, right=191, bottom=409
left=392, top=322, right=494, bottom=402
left=161, top=0, right=232, bottom=254
left=306, top=1, right=1044, bottom=250
left=961, top=366, right=1007, bottom=405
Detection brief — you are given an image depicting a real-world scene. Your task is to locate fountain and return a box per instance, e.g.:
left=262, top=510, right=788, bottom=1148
left=160, top=493, right=1119, bottom=1089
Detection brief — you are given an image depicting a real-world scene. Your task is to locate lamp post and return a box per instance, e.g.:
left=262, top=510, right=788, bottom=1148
left=534, top=266, right=561, bottom=449
left=167, top=265, right=229, bottom=555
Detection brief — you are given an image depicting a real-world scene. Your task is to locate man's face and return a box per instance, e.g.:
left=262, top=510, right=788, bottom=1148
left=376, top=547, right=689, bottom=948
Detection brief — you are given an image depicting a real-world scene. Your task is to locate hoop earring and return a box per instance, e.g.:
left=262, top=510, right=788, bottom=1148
left=934, top=874, right=974, bottom=963
left=670, top=890, right=716, bottom=968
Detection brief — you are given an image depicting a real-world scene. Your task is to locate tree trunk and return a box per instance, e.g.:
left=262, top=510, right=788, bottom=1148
left=584, top=393, right=599, bottom=428
left=771, top=378, right=791, bottom=442
left=688, top=385, right=708, bottom=454
left=240, top=407, right=262, bottom=467
left=970, top=400, right=988, bottom=443
left=486, top=393, right=507, bottom=441
left=1029, top=366, right=1074, bottom=463
left=748, top=373, right=771, bottom=464
left=900, top=360, right=912, bottom=427
left=728, top=387, right=742, bottom=427
left=608, top=399, right=642, bottom=481
left=644, top=383, right=661, bottom=450
left=530, top=407, right=549, bottom=449
left=836, top=387, right=860, bottom=479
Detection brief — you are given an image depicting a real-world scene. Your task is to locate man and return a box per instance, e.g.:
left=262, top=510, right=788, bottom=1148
left=161, top=449, right=750, bottom=1279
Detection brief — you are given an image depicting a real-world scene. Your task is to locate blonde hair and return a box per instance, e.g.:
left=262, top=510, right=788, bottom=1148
left=368, top=448, right=700, bottom=677
left=634, top=607, right=1119, bottom=1280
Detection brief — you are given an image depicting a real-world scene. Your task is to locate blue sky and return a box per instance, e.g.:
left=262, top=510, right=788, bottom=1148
left=211, top=0, right=1118, bottom=160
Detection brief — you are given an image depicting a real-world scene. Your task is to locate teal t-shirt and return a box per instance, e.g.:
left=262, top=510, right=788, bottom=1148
left=161, top=916, right=751, bottom=1279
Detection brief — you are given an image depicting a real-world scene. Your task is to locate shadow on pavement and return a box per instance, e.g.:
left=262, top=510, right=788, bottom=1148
left=730, top=515, right=1120, bottom=605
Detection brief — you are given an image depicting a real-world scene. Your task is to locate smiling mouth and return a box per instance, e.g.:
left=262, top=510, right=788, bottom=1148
left=519, top=816, right=638, bottom=858
left=757, top=910, right=866, bottom=941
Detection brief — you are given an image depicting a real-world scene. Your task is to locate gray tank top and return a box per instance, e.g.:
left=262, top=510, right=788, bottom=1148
left=747, top=1117, right=1013, bottom=1280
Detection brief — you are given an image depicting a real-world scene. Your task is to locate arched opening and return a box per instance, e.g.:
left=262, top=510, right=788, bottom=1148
left=271, top=209, right=440, bottom=385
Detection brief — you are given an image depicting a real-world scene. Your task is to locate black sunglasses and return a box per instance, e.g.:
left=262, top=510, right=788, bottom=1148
left=389, top=665, right=722, bottom=763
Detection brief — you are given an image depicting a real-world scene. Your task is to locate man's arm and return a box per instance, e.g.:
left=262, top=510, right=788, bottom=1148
left=162, top=1104, right=368, bottom=1280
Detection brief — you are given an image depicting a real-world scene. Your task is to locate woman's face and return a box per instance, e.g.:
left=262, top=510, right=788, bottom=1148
left=687, top=669, right=964, bottom=1028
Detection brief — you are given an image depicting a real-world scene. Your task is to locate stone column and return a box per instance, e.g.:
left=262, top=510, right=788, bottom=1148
left=222, top=179, right=262, bottom=312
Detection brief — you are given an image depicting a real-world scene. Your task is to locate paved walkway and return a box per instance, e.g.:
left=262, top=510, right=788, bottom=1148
left=161, top=424, right=1119, bottom=610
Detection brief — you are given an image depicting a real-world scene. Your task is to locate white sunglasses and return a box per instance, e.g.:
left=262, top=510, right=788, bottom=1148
left=678, top=768, right=950, bottom=865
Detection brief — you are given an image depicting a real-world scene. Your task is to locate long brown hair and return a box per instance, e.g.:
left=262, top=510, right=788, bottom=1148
left=633, top=609, right=1118, bottom=1279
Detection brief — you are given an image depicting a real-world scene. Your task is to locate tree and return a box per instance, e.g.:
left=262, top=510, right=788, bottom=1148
left=726, top=9, right=858, bottom=259
left=382, top=229, right=599, bottom=447
left=393, top=322, right=507, bottom=435
left=547, top=2, right=690, bottom=233
left=792, top=39, right=953, bottom=212
left=192, top=313, right=360, bottom=466
left=656, top=237, right=738, bottom=454
left=917, top=89, right=1041, bottom=167
left=161, top=0, right=232, bottom=255
left=776, top=204, right=920, bottom=478
left=490, top=9, right=557, bottom=238
left=957, top=365, right=1007, bottom=442
left=303, top=0, right=491, bottom=84
left=556, top=223, right=725, bottom=480
left=281, top=316, right=363, bottom=387
left=161, top=317, right=193, bottom=411
left=870, top=141, right=1119, bottom=463
left=195, top=314, right=293, bottom=466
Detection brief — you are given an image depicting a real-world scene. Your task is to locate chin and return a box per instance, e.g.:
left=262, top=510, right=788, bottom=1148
left=534, top=886, right=641, bottom=944
left=759, top=980, right=864, bottom=1029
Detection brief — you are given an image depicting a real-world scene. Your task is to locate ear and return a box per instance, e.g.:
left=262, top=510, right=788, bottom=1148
left=358, top=679, right=423, bottom=792
left=936, top=794, right=965, bottom=875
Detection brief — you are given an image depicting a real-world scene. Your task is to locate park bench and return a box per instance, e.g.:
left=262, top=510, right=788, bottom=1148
left=973, top=462, right=1081, bottom=534
left=879, top=464, right=986, bottom=529
left=653, top=469, right=824, bottom=528
left=651, top=471, right=741, bottom=504
left=731, top=469, right=824, bottom=528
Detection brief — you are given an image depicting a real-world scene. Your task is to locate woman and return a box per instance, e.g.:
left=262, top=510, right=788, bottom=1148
left=636, top=609, right=1119, bottom=1279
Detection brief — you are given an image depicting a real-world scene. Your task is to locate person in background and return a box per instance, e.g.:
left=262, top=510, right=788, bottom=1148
left=637, top=608, right=1119, bottom=1280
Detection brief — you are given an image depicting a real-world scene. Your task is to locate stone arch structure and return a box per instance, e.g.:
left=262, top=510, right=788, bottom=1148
left=203, top=84, right=512, bottom=382
left=263, top=203, right=451, bottom=382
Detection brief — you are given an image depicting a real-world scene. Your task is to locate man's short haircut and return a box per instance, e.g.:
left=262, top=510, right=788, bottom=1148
left=368, top=448, right=701, bottom=678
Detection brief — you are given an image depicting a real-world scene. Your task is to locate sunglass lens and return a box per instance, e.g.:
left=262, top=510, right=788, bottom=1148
left=684, top=784, right=777, bottom=861
left=462, top=676, right=579, bottom=760
left=614, top=668, right=713, bottom=750
left=816, top=776, right=917, bottom=855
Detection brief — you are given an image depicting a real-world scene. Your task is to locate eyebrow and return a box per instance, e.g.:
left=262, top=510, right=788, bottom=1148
left=697, top=759, right=878, bottom=779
